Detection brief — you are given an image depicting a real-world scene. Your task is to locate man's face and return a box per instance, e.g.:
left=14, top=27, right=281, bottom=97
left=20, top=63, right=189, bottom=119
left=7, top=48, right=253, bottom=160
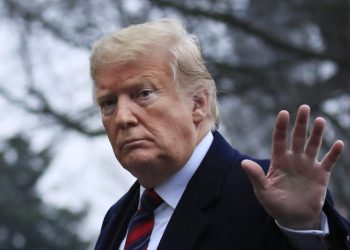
left=94, top=56, right=200, bottom=187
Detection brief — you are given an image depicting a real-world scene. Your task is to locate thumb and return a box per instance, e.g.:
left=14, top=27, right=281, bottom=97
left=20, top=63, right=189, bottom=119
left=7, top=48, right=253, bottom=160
left=241, top=159, right=267, bottom=190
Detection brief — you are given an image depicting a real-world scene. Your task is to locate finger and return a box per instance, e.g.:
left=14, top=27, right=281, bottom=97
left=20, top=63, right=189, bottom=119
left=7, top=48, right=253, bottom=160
left=272, top=110, right=289, bottom=156
left=241, top=159, right=268, bottom=190
left=321, top=140, right=344, bottom=172
left=291, top=105, right=310, bottom=153
left=305, top=117, right=325, bottom=159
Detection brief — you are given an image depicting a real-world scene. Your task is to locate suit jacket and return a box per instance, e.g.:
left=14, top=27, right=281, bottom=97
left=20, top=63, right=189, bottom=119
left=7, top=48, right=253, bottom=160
left=95, top=131, right=350, bottom=250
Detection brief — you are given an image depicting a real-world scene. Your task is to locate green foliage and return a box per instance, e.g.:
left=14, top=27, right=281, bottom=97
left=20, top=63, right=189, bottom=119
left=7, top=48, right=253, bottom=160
left=0, top=135, right=89, bottom=250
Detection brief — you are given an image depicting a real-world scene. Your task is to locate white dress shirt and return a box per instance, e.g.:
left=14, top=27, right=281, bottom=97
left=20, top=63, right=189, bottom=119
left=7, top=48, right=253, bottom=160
left=119, top=131, right=329, bottom=250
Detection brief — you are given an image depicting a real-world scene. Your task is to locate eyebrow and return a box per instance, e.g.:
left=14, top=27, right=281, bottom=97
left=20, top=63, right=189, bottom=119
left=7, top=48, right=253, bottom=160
left=95, top=90, right=114, bottom=103
left=94, top=76, right=159, bottom=103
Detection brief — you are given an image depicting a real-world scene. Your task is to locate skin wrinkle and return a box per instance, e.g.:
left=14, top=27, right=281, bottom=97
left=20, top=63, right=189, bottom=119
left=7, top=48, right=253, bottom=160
left=95, top=54, right=210, bottom=188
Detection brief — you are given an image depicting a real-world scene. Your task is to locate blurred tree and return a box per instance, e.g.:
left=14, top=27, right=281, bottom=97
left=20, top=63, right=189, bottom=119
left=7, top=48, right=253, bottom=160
left=0, top=135, right=89, bottom=250
left=0, top=0, right=349, bottom=224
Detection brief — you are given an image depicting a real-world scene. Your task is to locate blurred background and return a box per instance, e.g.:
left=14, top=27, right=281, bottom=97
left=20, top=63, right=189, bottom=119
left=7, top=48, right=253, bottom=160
left=0, top=0, right=349, bottom=249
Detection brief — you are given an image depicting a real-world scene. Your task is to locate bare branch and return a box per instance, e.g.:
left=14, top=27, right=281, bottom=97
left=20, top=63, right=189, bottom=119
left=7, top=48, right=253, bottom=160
left=3, top=0, right=90, bottom=48
left=150, top=0, right=350, bottom=66
left=209, top=57, right=350, bottom=108
left=0, top=86, right=105, bottom=136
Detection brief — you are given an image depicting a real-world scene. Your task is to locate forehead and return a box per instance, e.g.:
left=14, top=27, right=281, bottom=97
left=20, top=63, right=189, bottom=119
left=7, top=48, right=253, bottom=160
left=95, top=62, right=142, bottom=85
left=93, top=57, right=175, bottom=96
left=94, top=46, right=174, bottom=79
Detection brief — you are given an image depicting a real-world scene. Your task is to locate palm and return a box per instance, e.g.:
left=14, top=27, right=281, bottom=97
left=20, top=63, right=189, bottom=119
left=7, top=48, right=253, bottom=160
left=242, top=105, right=344, bottom=229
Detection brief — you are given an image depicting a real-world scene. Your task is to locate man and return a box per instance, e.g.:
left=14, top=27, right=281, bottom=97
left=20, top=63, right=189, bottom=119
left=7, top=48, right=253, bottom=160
left=90, top=19, right=350, bottom=249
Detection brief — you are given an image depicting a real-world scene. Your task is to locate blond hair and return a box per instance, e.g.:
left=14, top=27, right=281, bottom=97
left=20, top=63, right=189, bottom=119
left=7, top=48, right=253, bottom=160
left=90, top=18, right=220, bottom=128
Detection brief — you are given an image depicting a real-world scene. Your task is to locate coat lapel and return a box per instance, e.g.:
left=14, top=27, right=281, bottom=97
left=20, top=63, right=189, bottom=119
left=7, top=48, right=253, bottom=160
left=101, top=182, right=140, bottom=250
left=157, top=199, right=210, bottom=250
left=158, top=131, right=240, bottom=250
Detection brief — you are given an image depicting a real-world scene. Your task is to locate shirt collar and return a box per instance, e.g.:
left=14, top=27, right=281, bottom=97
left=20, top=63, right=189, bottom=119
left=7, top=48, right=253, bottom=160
left=151, top=131, right=214, bottom=209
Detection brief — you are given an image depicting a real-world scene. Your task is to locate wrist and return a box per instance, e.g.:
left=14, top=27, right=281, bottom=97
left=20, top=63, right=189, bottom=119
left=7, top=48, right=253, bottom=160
left=277, top=214, right=322, bottom=230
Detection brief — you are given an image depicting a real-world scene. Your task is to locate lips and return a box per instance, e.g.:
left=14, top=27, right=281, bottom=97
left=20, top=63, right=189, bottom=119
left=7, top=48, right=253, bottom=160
left=119, top=138, right=149, bottom=151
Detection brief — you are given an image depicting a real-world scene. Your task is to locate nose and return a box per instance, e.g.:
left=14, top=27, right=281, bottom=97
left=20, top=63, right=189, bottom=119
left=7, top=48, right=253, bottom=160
left=114, top=97, right=138, bottom=129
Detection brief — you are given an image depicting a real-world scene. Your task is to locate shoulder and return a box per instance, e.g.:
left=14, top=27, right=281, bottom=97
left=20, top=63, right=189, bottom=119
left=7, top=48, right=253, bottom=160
left=196, top=131, right=270, bottom=203
left=211, top=130, right=270, bottom=172
left=209, top=131, right=270, bottom=206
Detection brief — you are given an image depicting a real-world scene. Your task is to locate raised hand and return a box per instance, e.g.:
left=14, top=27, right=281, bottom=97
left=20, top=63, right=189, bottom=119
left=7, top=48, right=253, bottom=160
left=241, top=104, right=344, bottom=230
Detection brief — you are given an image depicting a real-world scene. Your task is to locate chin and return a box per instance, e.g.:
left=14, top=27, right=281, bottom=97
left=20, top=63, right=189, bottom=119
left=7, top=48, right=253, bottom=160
left=119, top=151, right=160, bottom=170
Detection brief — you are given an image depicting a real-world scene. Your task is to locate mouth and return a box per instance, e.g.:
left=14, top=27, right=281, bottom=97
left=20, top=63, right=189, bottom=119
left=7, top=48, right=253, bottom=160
left=120, top=138, right=150, bottom=151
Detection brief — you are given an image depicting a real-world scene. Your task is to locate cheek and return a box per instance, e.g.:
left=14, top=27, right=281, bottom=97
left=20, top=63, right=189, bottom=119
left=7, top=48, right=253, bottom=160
left=102, top=119, right=117, bottom=146
left=102, top=117, right=108, bottom=130
left=102, top=119, right=111, bottom=136
left=154, top=115, right=196, bottom=150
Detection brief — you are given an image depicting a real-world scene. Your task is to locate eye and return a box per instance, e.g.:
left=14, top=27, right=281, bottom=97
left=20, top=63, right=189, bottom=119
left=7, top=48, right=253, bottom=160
left=99, top=99, right=116, bottom=116
left=137, top=89, right=153, bottom=98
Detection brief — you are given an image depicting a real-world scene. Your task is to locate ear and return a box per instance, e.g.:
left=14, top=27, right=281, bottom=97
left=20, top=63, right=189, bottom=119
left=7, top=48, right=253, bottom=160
left=192, top=91, right=209, bottom=124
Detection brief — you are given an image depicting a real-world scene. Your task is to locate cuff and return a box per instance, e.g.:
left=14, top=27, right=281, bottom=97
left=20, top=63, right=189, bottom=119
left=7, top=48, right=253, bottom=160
left=276, top=212, right=329, bottom=250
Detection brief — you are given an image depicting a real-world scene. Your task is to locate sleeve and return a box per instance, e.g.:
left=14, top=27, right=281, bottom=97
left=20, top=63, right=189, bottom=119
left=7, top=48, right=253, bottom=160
left=276, top=211, right=330, bottom=250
